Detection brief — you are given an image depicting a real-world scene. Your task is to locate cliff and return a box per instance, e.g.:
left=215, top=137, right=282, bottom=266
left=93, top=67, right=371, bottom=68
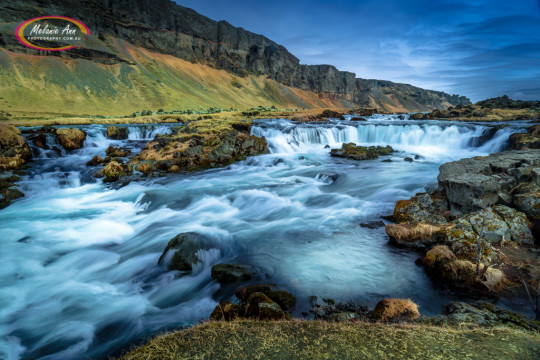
left=0, top=0, right=471, bottom=115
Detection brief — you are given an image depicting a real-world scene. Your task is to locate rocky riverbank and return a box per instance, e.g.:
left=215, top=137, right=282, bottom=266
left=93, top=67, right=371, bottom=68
left=410, top=96, right=540, bottom=121
left=386, top=149, right=540, bottom=310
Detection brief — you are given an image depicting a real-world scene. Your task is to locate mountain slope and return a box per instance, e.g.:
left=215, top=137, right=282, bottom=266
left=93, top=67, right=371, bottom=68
left=0, top=0, right=471, bottom=117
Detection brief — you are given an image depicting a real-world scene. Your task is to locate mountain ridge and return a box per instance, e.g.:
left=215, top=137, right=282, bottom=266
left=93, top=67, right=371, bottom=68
left=0, top=0, right=471, bottom=115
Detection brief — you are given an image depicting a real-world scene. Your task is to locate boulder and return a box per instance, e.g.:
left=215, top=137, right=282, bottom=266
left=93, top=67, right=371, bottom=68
left=371, top=299, right=420, bottom=322
left=106, top=126, right=128, bottom=140
left=234, top=284, right=296, bottom=312
left=437, top=150, right=540, bottom=215
left=330, top=143, right=394, bottom=161
left=0, top=124, right=32, bottom=170
left=244, top=292, right=275, bottom=318
left=392, top=192, right=448, bottom=225
left=211, top=264, right=252, bottom=284
left=209, top=301, right=243, bottom=321
left=86, top=155, right=105, bottom=166
left=158, top=232, right=215, bottom=272
left=103, top=161, right=125, bottom=182
left=135, top=162, right=156, bottom=175
left=56, top=128, right=86, bottom=150
left=105, top=146, right=130, bottom=158
left=257, top=302, right=288, bottom=321
left=512, top=192, right=540, bottom=220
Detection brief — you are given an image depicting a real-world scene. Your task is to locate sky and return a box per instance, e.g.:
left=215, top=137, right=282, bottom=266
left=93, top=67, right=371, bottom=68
left=178, top=0, right=540, bottom=102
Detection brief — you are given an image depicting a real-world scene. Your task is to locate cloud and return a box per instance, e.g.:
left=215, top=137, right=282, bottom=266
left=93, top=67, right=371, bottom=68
left=178, top=0, right=540, bottom=101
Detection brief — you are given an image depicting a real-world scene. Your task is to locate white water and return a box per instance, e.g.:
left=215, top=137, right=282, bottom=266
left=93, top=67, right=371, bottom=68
left=0, top=118, right=529, bottom=360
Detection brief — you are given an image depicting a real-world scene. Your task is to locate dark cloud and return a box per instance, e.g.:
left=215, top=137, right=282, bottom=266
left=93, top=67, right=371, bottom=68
left=178, top=0, right=540, bottom=101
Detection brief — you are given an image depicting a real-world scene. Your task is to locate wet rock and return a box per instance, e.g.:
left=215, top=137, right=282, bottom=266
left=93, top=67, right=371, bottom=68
left=308, top=297, right=369, bottom=321
left=235, top=284, right=296, bottom=312
left=0, top=187, right=24, bottom=209
left=244, top=292, right=274, bottom=318
left=106, top=126, right=128, bottom=140
left=209, top=301, right=243, bottom=321
left=135, top=162, right=156, bottom=175
left=404, top=157, right=414, bottom=162
left=0, top=124, right=32, bottom=170
left=211, top=264, right=252, bottom=284
left=105, top=146, right=130, bottom=158
left=330, top=143, right=394, bottom=161
left=509, top=125, right=540, bottom=150
left=350, top=117, right=367, bottom=121
left=267, top=290, right=296, bottom=312
left=359, top=220, right=385, bottom=229
left=292, top=110, right=345, bottom=122
left=86, top=155, right=105, bottom=166
left=258, top=302, right=288, bottom=320
left=56, top=128, right=86, bottom=150
left=393, top=192, right=448, bottom=225
left=30, top=132, right=47, bottom=149
left=371, top=299, right=420, bottom=322
left=158, top=232, right=215, bottom=272
left=103, top=161, right=126, bottom=182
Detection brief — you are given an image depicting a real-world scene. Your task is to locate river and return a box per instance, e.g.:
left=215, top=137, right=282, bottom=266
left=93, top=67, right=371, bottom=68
left=0, top=115, right=529, bottom=359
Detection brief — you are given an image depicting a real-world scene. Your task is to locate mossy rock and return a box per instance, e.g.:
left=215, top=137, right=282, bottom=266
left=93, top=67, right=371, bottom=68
left=106, top=126, right=128, bottom=140
left=244, top=292, right=274, bottom=318
left=56, top=128, right=86, bottom=150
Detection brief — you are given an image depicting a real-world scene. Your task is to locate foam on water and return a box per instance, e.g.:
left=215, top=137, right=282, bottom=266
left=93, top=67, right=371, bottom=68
left=0, top=117, right=529, bottom=359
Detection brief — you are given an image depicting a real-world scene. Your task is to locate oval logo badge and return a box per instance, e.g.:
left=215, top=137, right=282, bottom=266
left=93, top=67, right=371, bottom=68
left=15, top=16, right=90, bottom=51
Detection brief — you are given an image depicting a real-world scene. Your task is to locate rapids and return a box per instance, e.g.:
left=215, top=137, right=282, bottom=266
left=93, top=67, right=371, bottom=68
left=0, top=117, right=530, bottom=359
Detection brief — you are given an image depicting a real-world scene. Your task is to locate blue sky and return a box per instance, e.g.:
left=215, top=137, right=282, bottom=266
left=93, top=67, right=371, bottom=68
left=178, top=0, right=540, bottom=101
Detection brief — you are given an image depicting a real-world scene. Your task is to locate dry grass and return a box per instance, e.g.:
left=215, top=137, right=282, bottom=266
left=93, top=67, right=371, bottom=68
left=385, top=223, right=441, bottom=242
left=118, top=320, right=540, bottom=360
left=371, top=299, right=420, bottom=322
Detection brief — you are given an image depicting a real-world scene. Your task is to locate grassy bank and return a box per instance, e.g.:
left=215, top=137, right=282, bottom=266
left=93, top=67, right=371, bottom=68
left=119, top=320, right=540, bottom=360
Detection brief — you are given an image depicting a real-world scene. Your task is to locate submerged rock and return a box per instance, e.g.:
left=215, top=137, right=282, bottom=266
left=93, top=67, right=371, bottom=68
left=158, top=232, right=216, bottom=272
left=0, top=124, right=32, bottom=170
left=359, top=221, right=385, bottom=229
left=56, top=128, right=86, bottom=150
left=330, top=143, right=394, bottom=161
left=211, top=264, right=252, bottom=284
left=371, top=299, right=420, bottom=322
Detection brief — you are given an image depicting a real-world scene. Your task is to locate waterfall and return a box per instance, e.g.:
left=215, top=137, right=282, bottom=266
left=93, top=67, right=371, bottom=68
left=251, top=120, right=520, bottom=158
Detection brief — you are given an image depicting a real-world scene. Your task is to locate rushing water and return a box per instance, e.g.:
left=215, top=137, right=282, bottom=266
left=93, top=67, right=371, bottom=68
left=0, top=117, right=530, bottom=360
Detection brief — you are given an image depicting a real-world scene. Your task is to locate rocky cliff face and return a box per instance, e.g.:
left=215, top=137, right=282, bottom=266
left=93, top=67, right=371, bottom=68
left=0, top=0, right=471, bottom=111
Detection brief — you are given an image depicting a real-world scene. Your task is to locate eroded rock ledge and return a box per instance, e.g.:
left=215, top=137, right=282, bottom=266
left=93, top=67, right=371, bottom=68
left=386, top=149, right=540, bottom=294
